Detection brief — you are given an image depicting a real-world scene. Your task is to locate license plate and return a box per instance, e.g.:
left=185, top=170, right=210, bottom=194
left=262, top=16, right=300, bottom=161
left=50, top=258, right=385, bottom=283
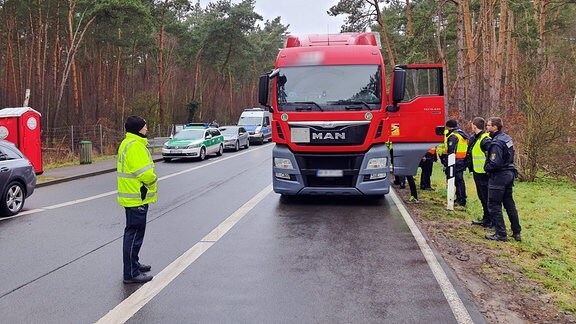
left=291, top=128, right=310, bottom=143
left=170, top=149, right=182, bottom=154
left=316, top=169, right=343, bottom=177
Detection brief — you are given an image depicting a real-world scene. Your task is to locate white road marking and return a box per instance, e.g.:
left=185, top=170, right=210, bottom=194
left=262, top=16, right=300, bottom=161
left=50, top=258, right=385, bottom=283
left=95, top=184, right=273, bottom=324
left=389, top=189, right=474, bottom=324
left=0, top=145, right=271, bottom=221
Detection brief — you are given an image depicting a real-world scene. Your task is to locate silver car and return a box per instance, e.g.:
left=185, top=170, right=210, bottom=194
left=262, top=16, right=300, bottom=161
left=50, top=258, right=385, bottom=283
left=0, top=140, right=36, bottom=216
left=219, top=126, right=250, bottom=151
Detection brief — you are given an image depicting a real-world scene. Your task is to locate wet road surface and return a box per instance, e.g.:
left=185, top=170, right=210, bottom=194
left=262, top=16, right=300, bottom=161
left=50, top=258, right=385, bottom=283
left=0, top=144, right=484, bottom=323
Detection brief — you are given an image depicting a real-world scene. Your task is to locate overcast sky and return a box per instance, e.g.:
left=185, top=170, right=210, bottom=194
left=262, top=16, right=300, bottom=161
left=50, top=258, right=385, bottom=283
left=199, top=0, right=347, bottom=35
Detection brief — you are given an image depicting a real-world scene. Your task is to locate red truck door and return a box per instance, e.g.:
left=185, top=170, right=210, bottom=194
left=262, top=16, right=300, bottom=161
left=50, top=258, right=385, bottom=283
left=387, top=64, right=445, bottom=144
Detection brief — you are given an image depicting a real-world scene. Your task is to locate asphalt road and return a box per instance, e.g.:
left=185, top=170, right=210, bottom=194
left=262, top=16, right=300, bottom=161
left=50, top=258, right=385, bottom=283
left=0, top=143, right=485, bottom=323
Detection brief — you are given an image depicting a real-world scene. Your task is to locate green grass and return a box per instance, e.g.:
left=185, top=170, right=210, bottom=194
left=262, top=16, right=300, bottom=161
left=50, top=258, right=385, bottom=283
left=417, top=163, right=576, bottom=312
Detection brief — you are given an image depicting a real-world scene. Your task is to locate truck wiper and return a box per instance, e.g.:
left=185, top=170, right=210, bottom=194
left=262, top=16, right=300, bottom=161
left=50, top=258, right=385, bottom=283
left=284, top=101, right=324, bottom=111
left=327, top=100, right=373, bottom=110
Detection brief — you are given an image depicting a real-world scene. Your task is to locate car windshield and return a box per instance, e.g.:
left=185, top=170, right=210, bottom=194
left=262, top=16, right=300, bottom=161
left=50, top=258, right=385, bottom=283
left=219, top=127, right=239, bottom=135
left=174, top=129, right=204, bottom=140
left=238, top=117, right=261, bottom=126
left=276, top=64, right=382, bottom=112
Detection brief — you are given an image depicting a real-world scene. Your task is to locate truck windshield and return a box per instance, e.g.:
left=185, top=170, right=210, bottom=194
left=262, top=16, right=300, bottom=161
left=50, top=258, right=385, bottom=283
left=276, top=65, right=381, bottom=112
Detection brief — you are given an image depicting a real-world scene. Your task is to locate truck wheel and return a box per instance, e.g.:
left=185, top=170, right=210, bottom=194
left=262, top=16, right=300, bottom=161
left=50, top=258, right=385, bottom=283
left=216, top=144, right=223, bottom=156
left=1, top=181, right=25, bottom=216
left=199, top=147, right=206, bottom=161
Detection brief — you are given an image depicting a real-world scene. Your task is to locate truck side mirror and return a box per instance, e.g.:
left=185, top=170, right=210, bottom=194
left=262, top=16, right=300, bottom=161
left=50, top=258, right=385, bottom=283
left=258, top=74, right=270, bottom=106
left=386, top=68, right=406, bottom=112
left=392, top=68, right=406, bottom=104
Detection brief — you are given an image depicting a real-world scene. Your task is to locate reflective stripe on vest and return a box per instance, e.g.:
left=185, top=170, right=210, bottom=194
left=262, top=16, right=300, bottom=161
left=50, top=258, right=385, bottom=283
left=472, top=132, right=490, bottom=173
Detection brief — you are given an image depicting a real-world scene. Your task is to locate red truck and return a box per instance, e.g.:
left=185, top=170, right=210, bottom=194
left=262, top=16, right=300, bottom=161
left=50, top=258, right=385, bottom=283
left=258, top=33, right=445, bottom=197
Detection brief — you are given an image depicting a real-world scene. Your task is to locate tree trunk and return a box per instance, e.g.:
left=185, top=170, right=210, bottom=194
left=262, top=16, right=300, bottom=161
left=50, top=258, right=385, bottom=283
left=158, top=8, right=166, bottom=124
left=455, top=0, right=466, bottom=121
left=373, top=1, right=396, bottom=69
left=491, top=0, right=507, bottom=117
left=405, top=0, right=413, bottom=37
left=436, top=1, right=450, bottom=114
left=67, top=1, right=80, bottom=118
left=463, top=0, right=479, bottom=118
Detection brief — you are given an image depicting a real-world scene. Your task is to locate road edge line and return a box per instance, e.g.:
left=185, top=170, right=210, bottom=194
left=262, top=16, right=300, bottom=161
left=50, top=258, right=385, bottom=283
left=389, top=189, right=474, bottom=324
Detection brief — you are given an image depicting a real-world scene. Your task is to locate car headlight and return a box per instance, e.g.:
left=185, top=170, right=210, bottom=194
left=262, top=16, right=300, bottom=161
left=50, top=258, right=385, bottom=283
left=188, top=143, right=201, bottom=148
left=367, top=158, right=387, bottom=169
left=274, top=158, right=293, bottom=169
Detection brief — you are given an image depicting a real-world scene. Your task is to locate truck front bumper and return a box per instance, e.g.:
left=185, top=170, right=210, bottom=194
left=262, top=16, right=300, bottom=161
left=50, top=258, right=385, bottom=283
left=272, top=144, right=390, bottom=196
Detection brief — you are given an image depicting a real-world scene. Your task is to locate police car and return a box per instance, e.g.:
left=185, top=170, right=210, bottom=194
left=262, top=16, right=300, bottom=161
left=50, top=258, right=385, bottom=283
left=162, top=124, right=224, bottom=162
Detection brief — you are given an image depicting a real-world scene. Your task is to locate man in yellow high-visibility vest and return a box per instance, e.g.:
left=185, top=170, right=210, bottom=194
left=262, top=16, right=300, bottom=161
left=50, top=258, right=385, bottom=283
left=117, top=115, right=158, bottom=284
left=466, top=117, right=492, bottom=227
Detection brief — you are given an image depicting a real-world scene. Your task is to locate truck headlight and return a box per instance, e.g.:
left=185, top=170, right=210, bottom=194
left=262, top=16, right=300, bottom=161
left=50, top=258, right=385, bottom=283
left=366, top=158, right=387, bottom=169
left=274, top=158, right=293, bottom=169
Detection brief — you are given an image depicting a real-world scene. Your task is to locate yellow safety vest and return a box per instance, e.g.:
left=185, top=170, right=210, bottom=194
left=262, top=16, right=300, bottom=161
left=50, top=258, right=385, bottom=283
left=444, top=131, right=468, bottom=159
left=117, top=133, right=157, bottom=207
left=471, top=132, right=490, bottom=173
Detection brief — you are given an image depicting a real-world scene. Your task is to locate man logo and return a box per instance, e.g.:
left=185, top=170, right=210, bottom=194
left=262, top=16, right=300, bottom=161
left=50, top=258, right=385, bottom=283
left=312, top=132, right=346, bottom=140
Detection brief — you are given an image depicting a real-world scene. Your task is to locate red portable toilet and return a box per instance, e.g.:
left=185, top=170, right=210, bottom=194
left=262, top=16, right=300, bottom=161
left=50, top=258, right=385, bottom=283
left=0, top=107, right=43, bottom=174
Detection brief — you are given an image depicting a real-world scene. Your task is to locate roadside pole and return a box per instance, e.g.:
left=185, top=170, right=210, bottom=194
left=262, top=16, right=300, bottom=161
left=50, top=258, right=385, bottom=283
left=446, top=153, right=455, bottom=210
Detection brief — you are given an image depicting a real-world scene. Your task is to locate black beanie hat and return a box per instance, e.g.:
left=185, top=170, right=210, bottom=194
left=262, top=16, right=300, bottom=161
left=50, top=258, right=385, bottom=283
left=445, top=119, right=458, bottom=128
left=125, top=115, right=146, bottom=134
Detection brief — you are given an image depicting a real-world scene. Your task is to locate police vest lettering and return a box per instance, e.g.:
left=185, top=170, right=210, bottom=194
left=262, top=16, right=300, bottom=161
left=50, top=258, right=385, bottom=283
left=312, top=132, right=346, bottom=140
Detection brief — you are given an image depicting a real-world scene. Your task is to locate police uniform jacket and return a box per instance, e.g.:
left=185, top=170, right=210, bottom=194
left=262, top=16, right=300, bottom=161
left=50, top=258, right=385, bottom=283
left=484, top=130, right=515, bottom=174
left=117, top=133, right=158, bottom=207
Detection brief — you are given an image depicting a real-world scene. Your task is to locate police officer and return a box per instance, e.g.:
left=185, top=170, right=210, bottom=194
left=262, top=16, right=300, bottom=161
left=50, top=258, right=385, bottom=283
left=117, top=115, right=158, bottom=283
left=484, top=117, right=522, bottom=242
left=466, top=117, right=492, bottom=228
left=443, top=119, right=469, bottom=206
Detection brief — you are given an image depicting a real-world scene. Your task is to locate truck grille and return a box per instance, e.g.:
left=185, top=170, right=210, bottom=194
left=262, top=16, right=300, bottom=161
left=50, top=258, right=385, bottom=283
left=289, top=122, right=369, bottom=146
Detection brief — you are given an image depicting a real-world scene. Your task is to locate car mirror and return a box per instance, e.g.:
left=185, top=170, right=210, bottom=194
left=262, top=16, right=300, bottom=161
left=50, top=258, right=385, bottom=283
left=205, top=134, right=212, bottom=139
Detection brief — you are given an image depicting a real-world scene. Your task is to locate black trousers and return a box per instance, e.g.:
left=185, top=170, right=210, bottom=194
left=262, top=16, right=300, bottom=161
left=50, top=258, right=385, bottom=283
left=488, top=170, right=521, bottom=237
left=473, top=172, right=490, bottom=224
left=445, top=160, right=467, bottom=205
left=419, top=159, right=433, bottom=189
left=406, top=175, right=417, bottom=199
left=123, top=204, right=148, bottom=279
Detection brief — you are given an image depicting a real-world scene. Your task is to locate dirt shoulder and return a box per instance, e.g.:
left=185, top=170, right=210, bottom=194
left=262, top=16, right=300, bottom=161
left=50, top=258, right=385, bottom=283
left=396, top=188, right=575, bottom=323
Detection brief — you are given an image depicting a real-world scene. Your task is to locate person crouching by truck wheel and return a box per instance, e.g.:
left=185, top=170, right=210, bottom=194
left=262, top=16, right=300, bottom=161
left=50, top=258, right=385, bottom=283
left=443, top=119, right=469, bottom=207
left=466, top=117, right=492, bottom=229
left=484, top=117, right=522, bottom=242
left=419, top=147, right=437, bottom=191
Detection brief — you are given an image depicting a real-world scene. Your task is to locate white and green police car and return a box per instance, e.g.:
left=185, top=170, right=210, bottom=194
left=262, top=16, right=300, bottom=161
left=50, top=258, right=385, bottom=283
left=162, top=124, right=224, bottom=162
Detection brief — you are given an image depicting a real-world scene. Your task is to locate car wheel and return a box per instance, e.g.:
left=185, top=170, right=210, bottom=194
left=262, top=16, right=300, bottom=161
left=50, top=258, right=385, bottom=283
left=245, top=140, right=250, bottom=149
left=163, top=157, right=171, bottom=162
left=216, top=144, right=223, bottom=156
left=1, top=181, right=25, bottom=216
left=234, top=140, right=239, bottom=152
left=199, top=147, right=206, bottom=161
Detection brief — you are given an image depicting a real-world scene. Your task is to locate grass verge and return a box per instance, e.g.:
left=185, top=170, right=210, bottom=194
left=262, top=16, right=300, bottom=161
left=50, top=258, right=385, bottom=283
left=417, top=163, right=576, bottom=312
